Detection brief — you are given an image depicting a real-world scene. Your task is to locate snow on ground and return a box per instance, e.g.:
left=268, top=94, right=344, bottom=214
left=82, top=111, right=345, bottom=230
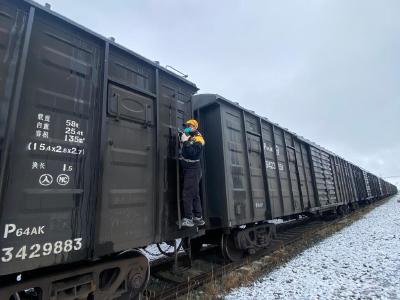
left=226, top=195, right=400, bottom=300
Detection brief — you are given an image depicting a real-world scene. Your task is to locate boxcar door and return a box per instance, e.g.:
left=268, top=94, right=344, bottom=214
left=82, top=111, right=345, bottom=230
left=96, top=84, right=156, bottom=255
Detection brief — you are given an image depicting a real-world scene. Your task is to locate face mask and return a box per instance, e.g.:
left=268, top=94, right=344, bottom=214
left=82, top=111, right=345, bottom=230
left=184, top=127, right=192, bottom=134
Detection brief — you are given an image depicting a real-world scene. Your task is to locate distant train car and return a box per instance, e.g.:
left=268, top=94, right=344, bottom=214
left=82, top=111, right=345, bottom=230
left=193, top=94, right=397, bottom=259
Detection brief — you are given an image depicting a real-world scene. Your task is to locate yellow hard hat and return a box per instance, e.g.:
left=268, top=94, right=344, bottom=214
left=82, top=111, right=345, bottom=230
left=185, top=119, right=198, bottom=129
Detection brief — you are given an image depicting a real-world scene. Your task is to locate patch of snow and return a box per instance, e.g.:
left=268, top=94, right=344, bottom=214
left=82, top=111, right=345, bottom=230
left=142, top=240, right=183, bottom=261
left=268, top=215, right=307, bottom=225
left=226, top=195, right=400, bottom=300
left=268, top=219, right=284, bottom=224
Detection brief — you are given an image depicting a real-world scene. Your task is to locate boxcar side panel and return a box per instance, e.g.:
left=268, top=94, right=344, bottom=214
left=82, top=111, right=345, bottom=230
left=220, top=105, right=251, bottom=225
left=0, top=7, right=103, bottom=275
left=341, top=160, right=351, bottom=202
left=274, top=128, right=296, bottom=215
left=333, top=157, right=344, bottom=203
left=345, top=161, right=357, bottom=202
left=261, top=122, right=283, bottom=218
left=295, top=139, right=318, bottom=211
left=0, top=1, right=28, bottom=166
left=293, top=139, right=307, bottom=211
left=310, top=147, right=338, bottom=207
left=243, top=112, right=268, bottom=221
left=300, top=143, right=317, bottom=209
left=333, top=157, right=355, bottom=205
left=97, top=85, right=156, bottom=255
left=283, top=132, right=302, bottom=214
left=352, top=165, right=366, bottom=200
left=368, top=174, right=379, bottom=199
left=95, top=44, right=157, bottom=255
left=261, top=122, right=317, bottom=218
left=378, top=178, right=383, bottom=196
left=197, top=104, right=227, bottom=228
left=363, top=171, right=372, bottom=199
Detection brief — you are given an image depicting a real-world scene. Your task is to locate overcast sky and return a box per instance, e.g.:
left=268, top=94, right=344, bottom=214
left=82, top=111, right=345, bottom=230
left=37, top=0, right=400, bottom=183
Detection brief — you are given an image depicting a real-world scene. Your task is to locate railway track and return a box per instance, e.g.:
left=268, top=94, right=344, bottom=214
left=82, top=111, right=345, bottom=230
left=143, top=198, right=390, bottom=300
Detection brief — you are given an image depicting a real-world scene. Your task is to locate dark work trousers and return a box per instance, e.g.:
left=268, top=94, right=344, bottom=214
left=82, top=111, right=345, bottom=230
left=181, top=161, right=202, bottom=219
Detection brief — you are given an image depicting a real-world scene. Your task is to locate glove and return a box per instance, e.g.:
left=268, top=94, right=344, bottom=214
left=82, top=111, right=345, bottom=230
left=180, top=133, right=190, bottom=142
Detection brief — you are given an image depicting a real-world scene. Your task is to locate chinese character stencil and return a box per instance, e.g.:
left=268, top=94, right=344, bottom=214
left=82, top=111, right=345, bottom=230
left=37, top=113, right=44, bottom=121
left=32, top=162, right=38, bottom=169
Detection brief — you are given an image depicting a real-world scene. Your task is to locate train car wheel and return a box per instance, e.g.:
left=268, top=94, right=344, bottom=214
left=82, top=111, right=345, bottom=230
left=125, top=266, right=150, bottom=300
left=337, top=205, right=346, bottom=216
left=221, top=234, right=245, bottom=262
left=119, top=252, right=150, bottom=299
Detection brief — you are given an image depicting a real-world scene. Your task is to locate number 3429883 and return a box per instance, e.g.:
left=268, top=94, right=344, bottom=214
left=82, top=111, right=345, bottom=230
left=1, top=238, right=82, bottom=262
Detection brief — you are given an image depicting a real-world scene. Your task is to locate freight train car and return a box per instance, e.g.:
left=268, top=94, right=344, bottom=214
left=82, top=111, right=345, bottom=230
left=193, top=94, right=397, bottom=259
left=0, top=0, right=199, bottom=298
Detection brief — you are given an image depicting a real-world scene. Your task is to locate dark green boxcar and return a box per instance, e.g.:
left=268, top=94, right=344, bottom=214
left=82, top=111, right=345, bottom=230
left=194, top=94, right=326, bottom=228
left=0, top=0, right=197, bottom=282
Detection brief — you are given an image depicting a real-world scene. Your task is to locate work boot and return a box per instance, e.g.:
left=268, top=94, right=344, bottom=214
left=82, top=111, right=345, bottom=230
left=181, top=218, right=194, bottom=227
left=193, top=217, right=205, bottom=226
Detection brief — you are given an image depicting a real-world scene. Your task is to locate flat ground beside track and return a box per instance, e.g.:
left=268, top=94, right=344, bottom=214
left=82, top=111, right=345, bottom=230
left=225, top=195, right=400, bottom=300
